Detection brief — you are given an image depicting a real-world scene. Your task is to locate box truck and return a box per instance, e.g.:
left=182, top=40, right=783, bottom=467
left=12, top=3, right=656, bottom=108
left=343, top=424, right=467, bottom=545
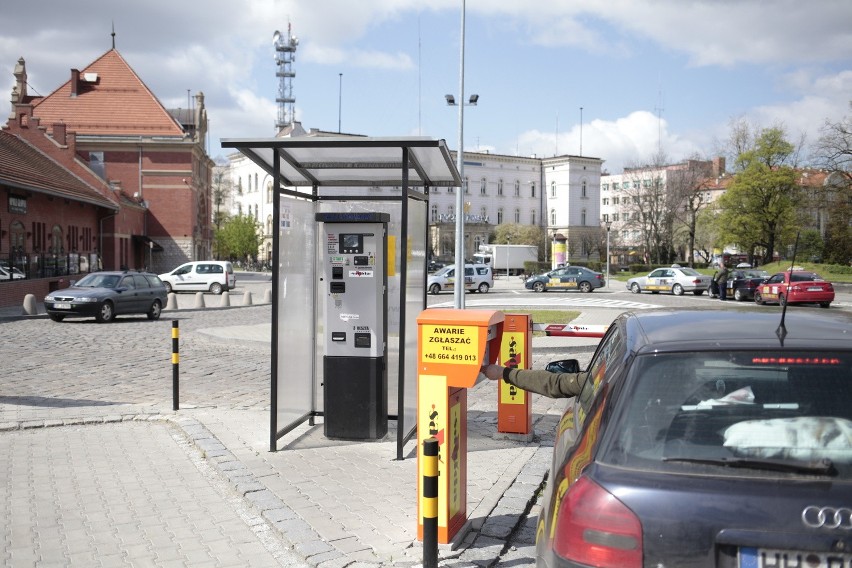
left=472, top=244, right=538, bottom=276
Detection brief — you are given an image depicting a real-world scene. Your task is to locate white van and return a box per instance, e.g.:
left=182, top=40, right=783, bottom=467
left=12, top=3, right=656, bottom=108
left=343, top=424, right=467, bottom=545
left=159, top=261, right=236, bottom=294
left=427, top=264, right=493, bottom=294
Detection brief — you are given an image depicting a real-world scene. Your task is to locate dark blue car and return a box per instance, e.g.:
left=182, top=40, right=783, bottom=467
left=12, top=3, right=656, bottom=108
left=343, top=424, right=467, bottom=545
left=45, top=270, right=168, bottom=323
left=536, top=308, right=852, bottom=567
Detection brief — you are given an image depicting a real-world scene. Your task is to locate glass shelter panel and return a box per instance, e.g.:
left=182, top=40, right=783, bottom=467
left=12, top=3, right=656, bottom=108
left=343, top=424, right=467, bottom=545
left=275, top=198, right=317, bottom=437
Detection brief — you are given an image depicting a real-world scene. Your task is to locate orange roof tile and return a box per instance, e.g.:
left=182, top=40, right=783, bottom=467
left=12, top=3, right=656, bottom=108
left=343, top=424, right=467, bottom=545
left=32, top=49, right=185, bottom=138
left=0, top=130, right=118, bottom=209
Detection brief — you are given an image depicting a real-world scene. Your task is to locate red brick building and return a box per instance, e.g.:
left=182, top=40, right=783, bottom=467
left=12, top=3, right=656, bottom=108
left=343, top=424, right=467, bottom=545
left=0, top=48, right=213, bottom=308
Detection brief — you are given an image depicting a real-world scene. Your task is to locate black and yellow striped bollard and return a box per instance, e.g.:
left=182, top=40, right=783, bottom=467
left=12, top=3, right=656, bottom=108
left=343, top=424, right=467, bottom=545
left=172, top=320, right=180, bottom=410
left=422, top=436, right=439, bottom=568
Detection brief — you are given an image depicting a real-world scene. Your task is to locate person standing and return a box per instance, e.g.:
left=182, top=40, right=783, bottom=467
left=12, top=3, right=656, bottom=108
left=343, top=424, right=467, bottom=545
left=715, top=261, right=730, bottom=301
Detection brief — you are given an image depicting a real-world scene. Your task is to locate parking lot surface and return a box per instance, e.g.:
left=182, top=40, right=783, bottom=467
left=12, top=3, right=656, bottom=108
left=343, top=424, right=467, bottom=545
left=0, top=282, right=606, bottom=567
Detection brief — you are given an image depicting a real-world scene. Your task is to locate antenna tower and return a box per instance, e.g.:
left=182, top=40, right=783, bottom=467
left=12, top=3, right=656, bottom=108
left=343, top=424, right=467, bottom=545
left=273, top=23, right=299, bottom=131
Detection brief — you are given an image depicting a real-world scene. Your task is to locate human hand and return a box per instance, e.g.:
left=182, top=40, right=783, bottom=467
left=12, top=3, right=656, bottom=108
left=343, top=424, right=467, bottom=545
left=480, top=364, right=503, bottom=381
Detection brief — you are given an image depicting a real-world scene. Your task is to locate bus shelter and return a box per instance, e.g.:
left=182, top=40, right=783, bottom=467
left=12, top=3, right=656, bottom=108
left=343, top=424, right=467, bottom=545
left=220, top=137, right=461, bottom=459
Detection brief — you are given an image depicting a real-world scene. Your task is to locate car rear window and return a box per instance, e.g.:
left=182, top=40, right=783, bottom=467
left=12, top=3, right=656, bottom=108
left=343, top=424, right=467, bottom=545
left=791, top=272, right=820, bottom=282
left=602, top=351, right=852, bottom=478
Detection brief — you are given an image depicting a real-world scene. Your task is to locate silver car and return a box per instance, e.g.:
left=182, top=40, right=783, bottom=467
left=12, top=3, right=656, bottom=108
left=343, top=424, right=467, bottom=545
left=627, top=265, right=713, bottom=296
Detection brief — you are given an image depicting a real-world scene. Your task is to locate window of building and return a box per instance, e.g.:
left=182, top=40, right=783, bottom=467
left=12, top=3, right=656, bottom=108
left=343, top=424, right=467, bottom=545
left=480, top=178, right=487, bottom=195
left=498, top=179, right=503, bottom=196
left=550, top=209, right=556, bottom=225
left=602, top=198, right=609, bottom=206
left=514, top=208, right=520, bottom=223
left=581, top=209, right=587, bottom=226
left=602, top=183, right=609, bottom=191
left=448, top=186, right=454, bottom=193
left=550, top=181, right=556, bottom=197
left=497, top=208, right=504, bottom=224
left=431, top=204, right=438, bottom=222
left=255, top=173, right=259, bottom=192
left=530, top=182, right=536, bottom=198
left=267, top=183, right=273, bottom=203
left=448, top=205, right=454, bottom=218
left=10, top=221, right=25, bottom=252
left=514, top=180, right=520, bottom=197
left=622, top=181, right=630, bottom=189
left=613, top=197, right=620, bottom=205
left=463, top=177, right=469, bottom=194
left=613, top=212, right=620, bottom=222
left=582, top=180, right=587, bottom=198
left=531, top=210, right=536, bottom=225
left=51, top=224, right=63, bottom=254
left=480, top=206, right=487, bottom=219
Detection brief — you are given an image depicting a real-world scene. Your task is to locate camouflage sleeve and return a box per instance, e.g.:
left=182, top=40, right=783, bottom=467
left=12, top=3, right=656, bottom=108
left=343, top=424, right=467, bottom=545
left=502, top=367, right=587, bottom=399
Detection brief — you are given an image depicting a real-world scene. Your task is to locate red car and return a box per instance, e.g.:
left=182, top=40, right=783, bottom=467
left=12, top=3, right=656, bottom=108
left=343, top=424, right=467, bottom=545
left=754, top=269, right=834, bottom=308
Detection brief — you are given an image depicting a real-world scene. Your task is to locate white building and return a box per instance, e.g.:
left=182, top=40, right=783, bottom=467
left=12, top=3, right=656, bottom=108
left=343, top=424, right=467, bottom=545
left=225, top=133, right=604, bottom=268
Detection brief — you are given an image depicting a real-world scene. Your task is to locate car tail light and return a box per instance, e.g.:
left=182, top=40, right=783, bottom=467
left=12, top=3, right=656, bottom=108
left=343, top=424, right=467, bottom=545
left=552, top=476, right=642, bottom=567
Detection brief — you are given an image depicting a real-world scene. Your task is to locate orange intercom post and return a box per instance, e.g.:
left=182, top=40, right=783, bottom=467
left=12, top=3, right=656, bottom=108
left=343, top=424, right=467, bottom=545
left=416, top=309, right=504, bottom=545
left=497, top=314, right=532, bottom=435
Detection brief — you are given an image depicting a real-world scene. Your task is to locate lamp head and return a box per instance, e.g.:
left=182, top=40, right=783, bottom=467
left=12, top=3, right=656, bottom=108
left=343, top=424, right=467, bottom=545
left=445, top=94, right=456, bottom=105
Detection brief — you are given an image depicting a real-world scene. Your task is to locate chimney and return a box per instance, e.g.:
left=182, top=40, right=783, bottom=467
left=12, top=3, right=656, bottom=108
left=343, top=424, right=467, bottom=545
left=70, top=69, right=80, bottom=97
left=53, top=122, right=67, bottom=145
left=712, top=157, right=726, bottom=177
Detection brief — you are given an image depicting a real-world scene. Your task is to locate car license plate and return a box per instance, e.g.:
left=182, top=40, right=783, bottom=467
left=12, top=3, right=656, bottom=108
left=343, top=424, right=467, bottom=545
left=739, top=547, right=852, bottom=567
left=54, top=303, right=71, bottom=310
left=808, top=287, right=823, bottom=291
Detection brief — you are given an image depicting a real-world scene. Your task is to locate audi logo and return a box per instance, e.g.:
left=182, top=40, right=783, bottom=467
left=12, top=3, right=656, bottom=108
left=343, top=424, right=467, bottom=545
left=802, top=506, right=852, bottom=530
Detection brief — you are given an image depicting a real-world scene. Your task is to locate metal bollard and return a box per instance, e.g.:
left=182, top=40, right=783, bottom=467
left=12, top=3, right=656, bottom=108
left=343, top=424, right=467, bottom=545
left=422, top=437, right=439, bottom=568
left=172, top=320, right=179, bottom=410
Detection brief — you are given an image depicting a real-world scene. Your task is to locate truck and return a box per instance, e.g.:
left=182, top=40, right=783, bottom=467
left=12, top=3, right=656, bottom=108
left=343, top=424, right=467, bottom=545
left=472, top=244, right=538, bottom=276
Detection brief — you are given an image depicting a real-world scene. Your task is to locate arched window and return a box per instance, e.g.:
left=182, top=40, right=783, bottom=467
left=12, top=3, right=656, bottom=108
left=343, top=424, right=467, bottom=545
left=254, top=173, right=258, bottom=192
left=267, top=182, right=273, bottom=203
left=51, top=224, right=63, bottom=254
left=498, top=179, right=503, bottom=196
left=497, top=208, right=504, bottom=224
left=10, top=221, right=25, bottom=253
left=581, top=209, right=587, bottom=226
left=550, top=182, right=556, bottom=197
left=514, top=180, right=520, bottom=196
left=480, top=178, right=487, bottom=195
left=266, top=215, right=273, bottom=235
left=582, top=179, right=587, bottom=197
left=550, top=209, right=556, bottom=225
left=514, top=208, right=520, bottom=223
left=530, top=182, right=536, bottom=197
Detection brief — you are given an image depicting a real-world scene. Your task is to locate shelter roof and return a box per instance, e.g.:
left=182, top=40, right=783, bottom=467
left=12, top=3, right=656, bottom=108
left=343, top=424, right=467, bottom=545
left=221, top=136, right=461, bottom=188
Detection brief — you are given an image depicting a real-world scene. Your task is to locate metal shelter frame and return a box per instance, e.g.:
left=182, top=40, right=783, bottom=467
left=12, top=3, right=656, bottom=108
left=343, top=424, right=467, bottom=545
left=220, top=137, right=461, bottom=459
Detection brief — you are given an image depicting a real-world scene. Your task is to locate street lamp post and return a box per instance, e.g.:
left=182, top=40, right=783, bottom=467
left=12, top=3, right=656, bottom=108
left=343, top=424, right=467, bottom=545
left=445, top=90, right=479, bottom=307
left=603, top=219, right=612, bottom=289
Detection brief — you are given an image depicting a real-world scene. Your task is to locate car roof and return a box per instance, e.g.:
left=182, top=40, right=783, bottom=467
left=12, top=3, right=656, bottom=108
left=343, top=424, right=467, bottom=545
left=623, top=308, right=852, bottom=354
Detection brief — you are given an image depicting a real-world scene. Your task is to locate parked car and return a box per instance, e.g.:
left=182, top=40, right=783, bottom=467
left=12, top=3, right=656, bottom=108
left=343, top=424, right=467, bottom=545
left=717, top=268, right=770, bottom=301
left=159, top=261, right=235, bottom=294
left=754, top=269, right=834, bottom=308
left=44, top=270, right=168, bottom=323
left=536, top=308, right=852, bottom=567
left=0, top=265, right=25, bottom=280
left=427, top=264, right=492, bottom=294
left=627, top=265, right=712, bottom=295
left=427, top=260, right=446, bottom=272
left=524, top=266, right=605, bottom=293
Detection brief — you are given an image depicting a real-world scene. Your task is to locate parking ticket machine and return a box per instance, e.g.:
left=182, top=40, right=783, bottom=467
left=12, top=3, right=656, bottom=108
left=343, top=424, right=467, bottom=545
left=316, top=212, right=390, bottom=439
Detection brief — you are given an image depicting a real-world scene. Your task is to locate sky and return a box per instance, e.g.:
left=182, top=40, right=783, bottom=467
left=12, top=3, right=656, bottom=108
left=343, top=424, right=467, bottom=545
left=2, top=0, right=851, bottom=173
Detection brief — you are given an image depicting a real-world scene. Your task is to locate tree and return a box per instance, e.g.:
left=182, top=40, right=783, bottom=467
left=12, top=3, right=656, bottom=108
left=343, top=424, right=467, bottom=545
left=211, top=166, right=234, bottom=259
left=811, top=105, right=852, bottom=264
left=491, top=224, right=545, bottom=258
left=217, top=214, right=260, bottom=261
left=716, top=127, right=800, bottom=264
left=667, top=156, right=717, bottom=266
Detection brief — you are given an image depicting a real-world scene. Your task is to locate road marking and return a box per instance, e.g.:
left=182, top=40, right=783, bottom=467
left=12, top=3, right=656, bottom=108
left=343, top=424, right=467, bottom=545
left=430, top=297, right=657, bottom=309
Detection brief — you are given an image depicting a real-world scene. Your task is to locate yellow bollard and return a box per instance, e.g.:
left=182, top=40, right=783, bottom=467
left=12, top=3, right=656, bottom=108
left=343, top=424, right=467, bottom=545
left=422, top=436, right=439, bottom=568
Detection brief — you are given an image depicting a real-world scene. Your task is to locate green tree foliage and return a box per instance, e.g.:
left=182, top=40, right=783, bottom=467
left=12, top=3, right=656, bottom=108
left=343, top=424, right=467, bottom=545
left=217, top=214, right=260, bottom=261
left=716, top=127, right=800, bottom=265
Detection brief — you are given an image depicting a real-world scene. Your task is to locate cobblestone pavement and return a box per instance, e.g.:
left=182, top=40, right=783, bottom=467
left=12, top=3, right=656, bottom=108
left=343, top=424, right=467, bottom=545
left=0, top=283, right=608, bottom=567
